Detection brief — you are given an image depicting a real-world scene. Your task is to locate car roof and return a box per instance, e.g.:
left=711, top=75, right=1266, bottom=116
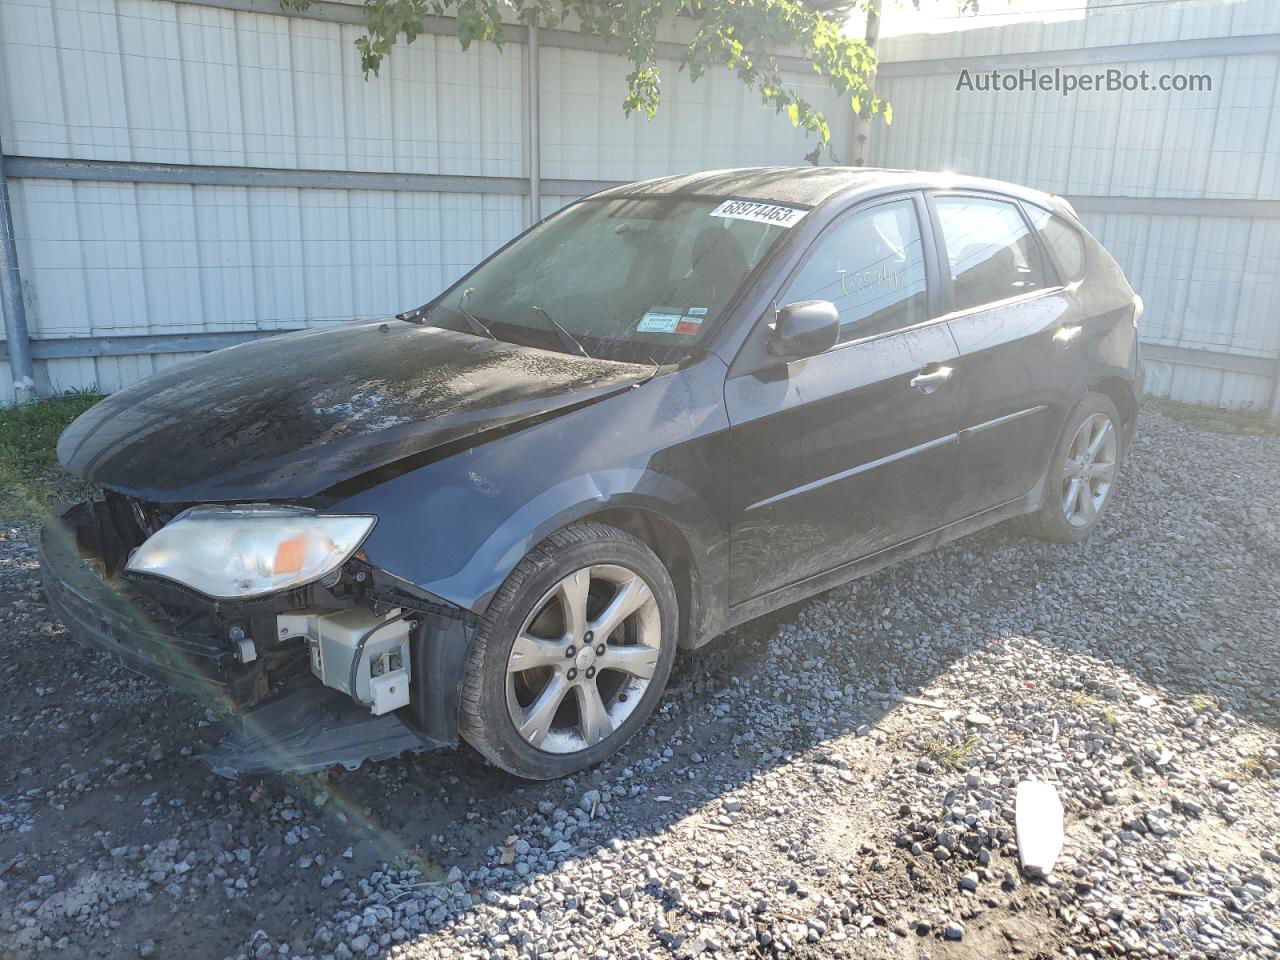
left=593, top=166, right=1060, bottom=212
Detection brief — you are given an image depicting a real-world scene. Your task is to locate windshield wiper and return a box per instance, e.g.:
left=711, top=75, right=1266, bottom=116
left=529, top=305, right=591, bottom=359
left=458, top=288, right=497, bottom=341
left=396, top=293, right=495, bottom=341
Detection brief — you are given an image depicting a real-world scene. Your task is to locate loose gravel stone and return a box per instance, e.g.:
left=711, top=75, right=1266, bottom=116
left=1, top=408, right=1278, bottom=960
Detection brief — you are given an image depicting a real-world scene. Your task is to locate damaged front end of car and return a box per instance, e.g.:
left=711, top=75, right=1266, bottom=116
left=40, top=493, right=475, bottom=778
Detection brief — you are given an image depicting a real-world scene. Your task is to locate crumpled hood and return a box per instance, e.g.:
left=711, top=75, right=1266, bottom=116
left=57, top=321, right=650, bottom=502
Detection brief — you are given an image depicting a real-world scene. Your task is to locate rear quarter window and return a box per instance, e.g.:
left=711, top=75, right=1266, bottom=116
left=1029, top=206, right=1087, bottom=282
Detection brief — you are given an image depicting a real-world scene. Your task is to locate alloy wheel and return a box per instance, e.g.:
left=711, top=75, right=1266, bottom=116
left=1061, top=412, right=1117, bottom=527
left=504, top=564, right=662, bottom=754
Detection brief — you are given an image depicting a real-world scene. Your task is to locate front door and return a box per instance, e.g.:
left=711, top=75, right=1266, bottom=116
left=725, top=195, right=963, bottom=606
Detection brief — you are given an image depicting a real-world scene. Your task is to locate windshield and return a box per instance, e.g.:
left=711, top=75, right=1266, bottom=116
left=418, top=197, right=795, bottom=362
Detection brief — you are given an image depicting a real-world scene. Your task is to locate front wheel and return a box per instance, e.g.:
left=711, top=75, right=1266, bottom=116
left=459, top=523, right=678, bottom=779
left=1018, top=392, right=1124, bottom=544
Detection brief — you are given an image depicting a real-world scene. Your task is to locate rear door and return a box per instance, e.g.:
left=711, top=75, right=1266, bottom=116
left=725, top=193, right=962, bottom=606
left=926, top=192, right=1087, bottom=523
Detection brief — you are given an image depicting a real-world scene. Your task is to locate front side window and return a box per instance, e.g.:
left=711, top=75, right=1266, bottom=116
left=779, top=198, right=929, bottom=343
left=934, top=196, right=1050, bottom=312
left=420, top=197, right=792, bottom=363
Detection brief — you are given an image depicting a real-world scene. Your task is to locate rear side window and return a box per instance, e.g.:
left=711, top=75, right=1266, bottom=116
left=779, top=198, right=929, bottom=343
left=1028, top=206, right=1086, bottom=282
left=934, top=196, right=1049, bottom=312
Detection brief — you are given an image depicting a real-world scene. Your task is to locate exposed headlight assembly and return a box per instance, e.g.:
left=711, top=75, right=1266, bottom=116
left=125, top=505, right=376, bottom=600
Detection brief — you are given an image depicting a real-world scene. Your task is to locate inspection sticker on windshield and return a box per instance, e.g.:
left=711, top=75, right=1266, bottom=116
left=637, top=311, right=682, bottom=333
left=710, top=199, right=807, bottom=228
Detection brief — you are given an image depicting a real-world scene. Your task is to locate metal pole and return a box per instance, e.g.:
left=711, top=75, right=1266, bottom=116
left=526, top=23, right=541, bottom=227
left=1269, top=356, right=1280, bottom=418
left=0, top=143, right=35, bottom=405
left=849, top=0, right=881, bottom=167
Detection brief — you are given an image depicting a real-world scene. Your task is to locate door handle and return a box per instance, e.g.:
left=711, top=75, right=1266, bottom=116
left=1053, top=324, right=1083, bottom=348
left=910, top=365, right=953, bottom=395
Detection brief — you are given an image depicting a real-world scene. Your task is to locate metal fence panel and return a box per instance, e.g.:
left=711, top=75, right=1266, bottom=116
left=9, top=177, right=526, bottom=335
left=3, top=0, right=1277, bottom=409
left=538, top=46, right=846, bottom=182
left=0, top=0, right=848, bottom=400
left=873, top=0, right=1280, bottom=409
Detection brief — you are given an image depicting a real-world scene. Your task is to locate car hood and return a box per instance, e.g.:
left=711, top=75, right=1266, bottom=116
left=58, top=321, right=651, bottom=502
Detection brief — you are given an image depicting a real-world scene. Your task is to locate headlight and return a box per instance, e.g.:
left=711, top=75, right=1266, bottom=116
left=125, top=505, right=376, bottom=600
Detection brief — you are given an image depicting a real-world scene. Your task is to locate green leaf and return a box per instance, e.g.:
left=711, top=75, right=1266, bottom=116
left=338, top=0, right=920, bottom=145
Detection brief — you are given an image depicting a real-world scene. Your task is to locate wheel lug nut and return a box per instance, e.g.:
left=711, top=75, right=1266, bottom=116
left=565, top=645, right=576, bottom=658
left=567, top=667, right=577, bottom=681
left=585, top=667, right=595, bottom=679
left=584, top=631, right=594, bottom=643
left=595, top=643, right=606, bottom=656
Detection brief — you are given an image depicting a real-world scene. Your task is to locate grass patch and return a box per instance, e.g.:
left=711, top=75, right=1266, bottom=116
left=1240, top=752, right=1268, bottom=779
left=1069, top=691, right=1098, bottom=709
left=0, top=393, right=101, bottom=525
left=1101, top=706, right=1120, bottom=729
left=924, top=735, right=981, bottom=772
left=1145, top=396, right=1280, bottom=437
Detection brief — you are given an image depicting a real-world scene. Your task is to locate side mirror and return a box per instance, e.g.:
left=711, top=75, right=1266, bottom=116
left=768, top=300, right=840, bottom=360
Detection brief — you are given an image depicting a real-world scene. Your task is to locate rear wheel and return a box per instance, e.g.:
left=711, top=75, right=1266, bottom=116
left=1019, top=392, right=1123, bottom=544
left=459, top=523, right=678, bottom=779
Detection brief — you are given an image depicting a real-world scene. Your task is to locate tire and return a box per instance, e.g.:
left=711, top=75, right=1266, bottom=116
left=1018, top=392, right=1125, bottom=544
left=459, top=522, right=679, bottom=779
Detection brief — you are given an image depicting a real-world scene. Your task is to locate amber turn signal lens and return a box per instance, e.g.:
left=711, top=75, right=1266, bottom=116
left=273, top=533, right=308, bottom=575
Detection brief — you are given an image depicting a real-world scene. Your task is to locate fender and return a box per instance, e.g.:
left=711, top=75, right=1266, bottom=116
left=417, top=467, right=727, bottom=634
left=1086, top=307, right=1144, bottom=438
left=399, top=473, right=727, bottom=752
left=325, top=361, right=731, bottom=749
left=361, top=465, right=727, bottom=750
left=326, top=356, right=732, bottom=639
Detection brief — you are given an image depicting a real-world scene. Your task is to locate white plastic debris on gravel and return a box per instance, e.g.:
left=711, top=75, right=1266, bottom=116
left=1, top=409, right=1278, bottom=960
left=1016, top=780, right=1064, bottom=877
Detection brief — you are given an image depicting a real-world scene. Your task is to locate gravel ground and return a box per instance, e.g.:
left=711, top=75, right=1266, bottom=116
left=2, top=408, right=1278, bottom=960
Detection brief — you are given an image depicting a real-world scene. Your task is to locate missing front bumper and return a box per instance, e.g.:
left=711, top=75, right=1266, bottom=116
left=39, top=502, right=257, bottom=703
left=199, top=684, right=440, bottom=779
left=39, top=501, right=474, bottom=775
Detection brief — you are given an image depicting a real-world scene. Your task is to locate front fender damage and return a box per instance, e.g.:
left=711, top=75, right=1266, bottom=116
left=42, top=499, right=477, bottom=779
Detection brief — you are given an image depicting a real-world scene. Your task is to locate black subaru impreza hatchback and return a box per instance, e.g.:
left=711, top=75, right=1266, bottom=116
left=45, top=167, right=1143, bottom=779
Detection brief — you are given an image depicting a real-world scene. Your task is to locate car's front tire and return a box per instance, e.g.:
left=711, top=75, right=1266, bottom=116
left=1019, top=391, right=1125, bottom=544
left=458, top=522, right=678, bottom=779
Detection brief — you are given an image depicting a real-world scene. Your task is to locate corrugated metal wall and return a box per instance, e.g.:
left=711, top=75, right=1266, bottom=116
left=873, top=0, right=1280, bottom=410
left=0, top=0, right=846, bottom=400
left=3, top=0, right=1278, bottom=409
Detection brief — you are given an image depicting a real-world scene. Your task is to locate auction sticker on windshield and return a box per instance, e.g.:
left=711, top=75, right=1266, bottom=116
left=710, top=199, right=807, bottom=228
